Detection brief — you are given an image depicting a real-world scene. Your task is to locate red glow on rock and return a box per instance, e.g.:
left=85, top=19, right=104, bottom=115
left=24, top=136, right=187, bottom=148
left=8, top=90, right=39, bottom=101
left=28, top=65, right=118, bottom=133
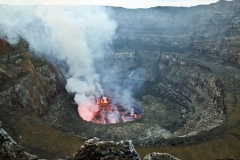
left=85, top=96, right=142, bottom=124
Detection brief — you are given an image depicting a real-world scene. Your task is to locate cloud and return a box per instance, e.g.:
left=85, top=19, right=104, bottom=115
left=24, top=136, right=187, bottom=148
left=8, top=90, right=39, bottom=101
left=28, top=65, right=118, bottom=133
left=0, top=0, right=221, bottom=8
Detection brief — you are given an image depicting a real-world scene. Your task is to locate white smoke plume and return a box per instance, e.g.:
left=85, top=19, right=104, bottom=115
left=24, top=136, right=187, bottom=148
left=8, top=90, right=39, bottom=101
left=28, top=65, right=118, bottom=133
left=0, top=5, right=117, bottom=121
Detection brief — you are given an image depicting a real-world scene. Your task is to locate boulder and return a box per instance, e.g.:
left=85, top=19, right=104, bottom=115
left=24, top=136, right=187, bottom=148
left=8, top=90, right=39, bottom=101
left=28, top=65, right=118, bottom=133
left=143, top=152, right=179, bottom=160
left=72, top=137, right=140, bottom=160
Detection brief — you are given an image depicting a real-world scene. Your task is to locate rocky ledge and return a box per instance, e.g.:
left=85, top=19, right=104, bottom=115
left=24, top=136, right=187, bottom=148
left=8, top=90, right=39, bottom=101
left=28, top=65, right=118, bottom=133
left=72, top=137, right=180, bottom=160
left=0, top=121, right=40, bottom=160
left=72, top=137, right=141, bottom=160
left=1, top=121, right=238, bottom=160
left=0, top=121, right=179, bottom=160
left=143, top=152, right=179, bottom=160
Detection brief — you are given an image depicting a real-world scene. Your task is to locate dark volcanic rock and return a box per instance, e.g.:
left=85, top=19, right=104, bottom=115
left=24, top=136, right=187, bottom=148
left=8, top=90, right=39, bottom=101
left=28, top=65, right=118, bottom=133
left=72, top=137, right=140, bottom=160
left=158, top=53, right=225, bottom=137
left=0, top=38, right=60, bottom=117
left=143, top=152, right=179, bottom=160
left=0, top=121, right=16, bottom=144
left=113, top=0, right=240, bottom=65
left=0, top=121, right=39, bottom=160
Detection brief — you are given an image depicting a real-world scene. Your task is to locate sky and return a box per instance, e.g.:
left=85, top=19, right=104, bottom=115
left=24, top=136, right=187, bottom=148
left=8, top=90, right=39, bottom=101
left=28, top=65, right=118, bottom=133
left=0, top=0, right=223, bottom=8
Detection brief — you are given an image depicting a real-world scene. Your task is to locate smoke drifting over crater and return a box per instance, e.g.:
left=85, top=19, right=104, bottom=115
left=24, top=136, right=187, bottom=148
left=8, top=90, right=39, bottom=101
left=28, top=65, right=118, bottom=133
left=0, top=5, right=119, bottom=121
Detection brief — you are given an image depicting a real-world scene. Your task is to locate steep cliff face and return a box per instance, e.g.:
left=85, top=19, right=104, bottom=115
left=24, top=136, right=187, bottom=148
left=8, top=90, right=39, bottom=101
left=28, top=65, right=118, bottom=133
left=158, top=53, right=225, bottom=137
left=0, top=38, right=71, bottom=158
left=113, top=0, right=240, bottom=65
left=0, top=39, right=9, bottom=54
left=189, top=1, right=240, bottom=63
left=0, top=39, right=59, bottom=116
left=104, top=50, right=225, bottom=138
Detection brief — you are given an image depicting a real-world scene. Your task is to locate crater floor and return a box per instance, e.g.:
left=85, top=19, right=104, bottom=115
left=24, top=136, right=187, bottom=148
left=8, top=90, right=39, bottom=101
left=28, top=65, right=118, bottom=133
left=41, top=52, right=224, bottom=143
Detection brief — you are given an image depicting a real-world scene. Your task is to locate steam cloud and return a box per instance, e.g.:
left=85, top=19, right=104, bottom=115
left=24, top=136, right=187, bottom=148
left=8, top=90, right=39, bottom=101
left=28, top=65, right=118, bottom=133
left=0, top=5, right=118, bottom=121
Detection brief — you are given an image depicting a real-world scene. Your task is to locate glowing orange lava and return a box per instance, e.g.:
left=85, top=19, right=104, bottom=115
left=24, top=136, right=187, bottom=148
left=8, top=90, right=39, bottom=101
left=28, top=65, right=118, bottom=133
left=91, top=96, right=142, bottom=124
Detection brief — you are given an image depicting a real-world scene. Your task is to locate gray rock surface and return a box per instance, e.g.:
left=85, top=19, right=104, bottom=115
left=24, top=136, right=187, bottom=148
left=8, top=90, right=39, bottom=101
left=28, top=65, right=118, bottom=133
left=113, top=0, right=240, bottom=65
left=0, top=39, right=59, bottom=116
left=143, top=152, right=179, bottom=160
left=0, top=127, right=16, bottom=144
left=72, top=137, right=140, bottom=160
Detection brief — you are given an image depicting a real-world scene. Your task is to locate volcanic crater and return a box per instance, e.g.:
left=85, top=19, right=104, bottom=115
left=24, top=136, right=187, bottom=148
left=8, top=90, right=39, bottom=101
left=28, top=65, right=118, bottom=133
left=41, top=50, right=225, bottom=142
left=2, top=1, right=240, bottom=159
